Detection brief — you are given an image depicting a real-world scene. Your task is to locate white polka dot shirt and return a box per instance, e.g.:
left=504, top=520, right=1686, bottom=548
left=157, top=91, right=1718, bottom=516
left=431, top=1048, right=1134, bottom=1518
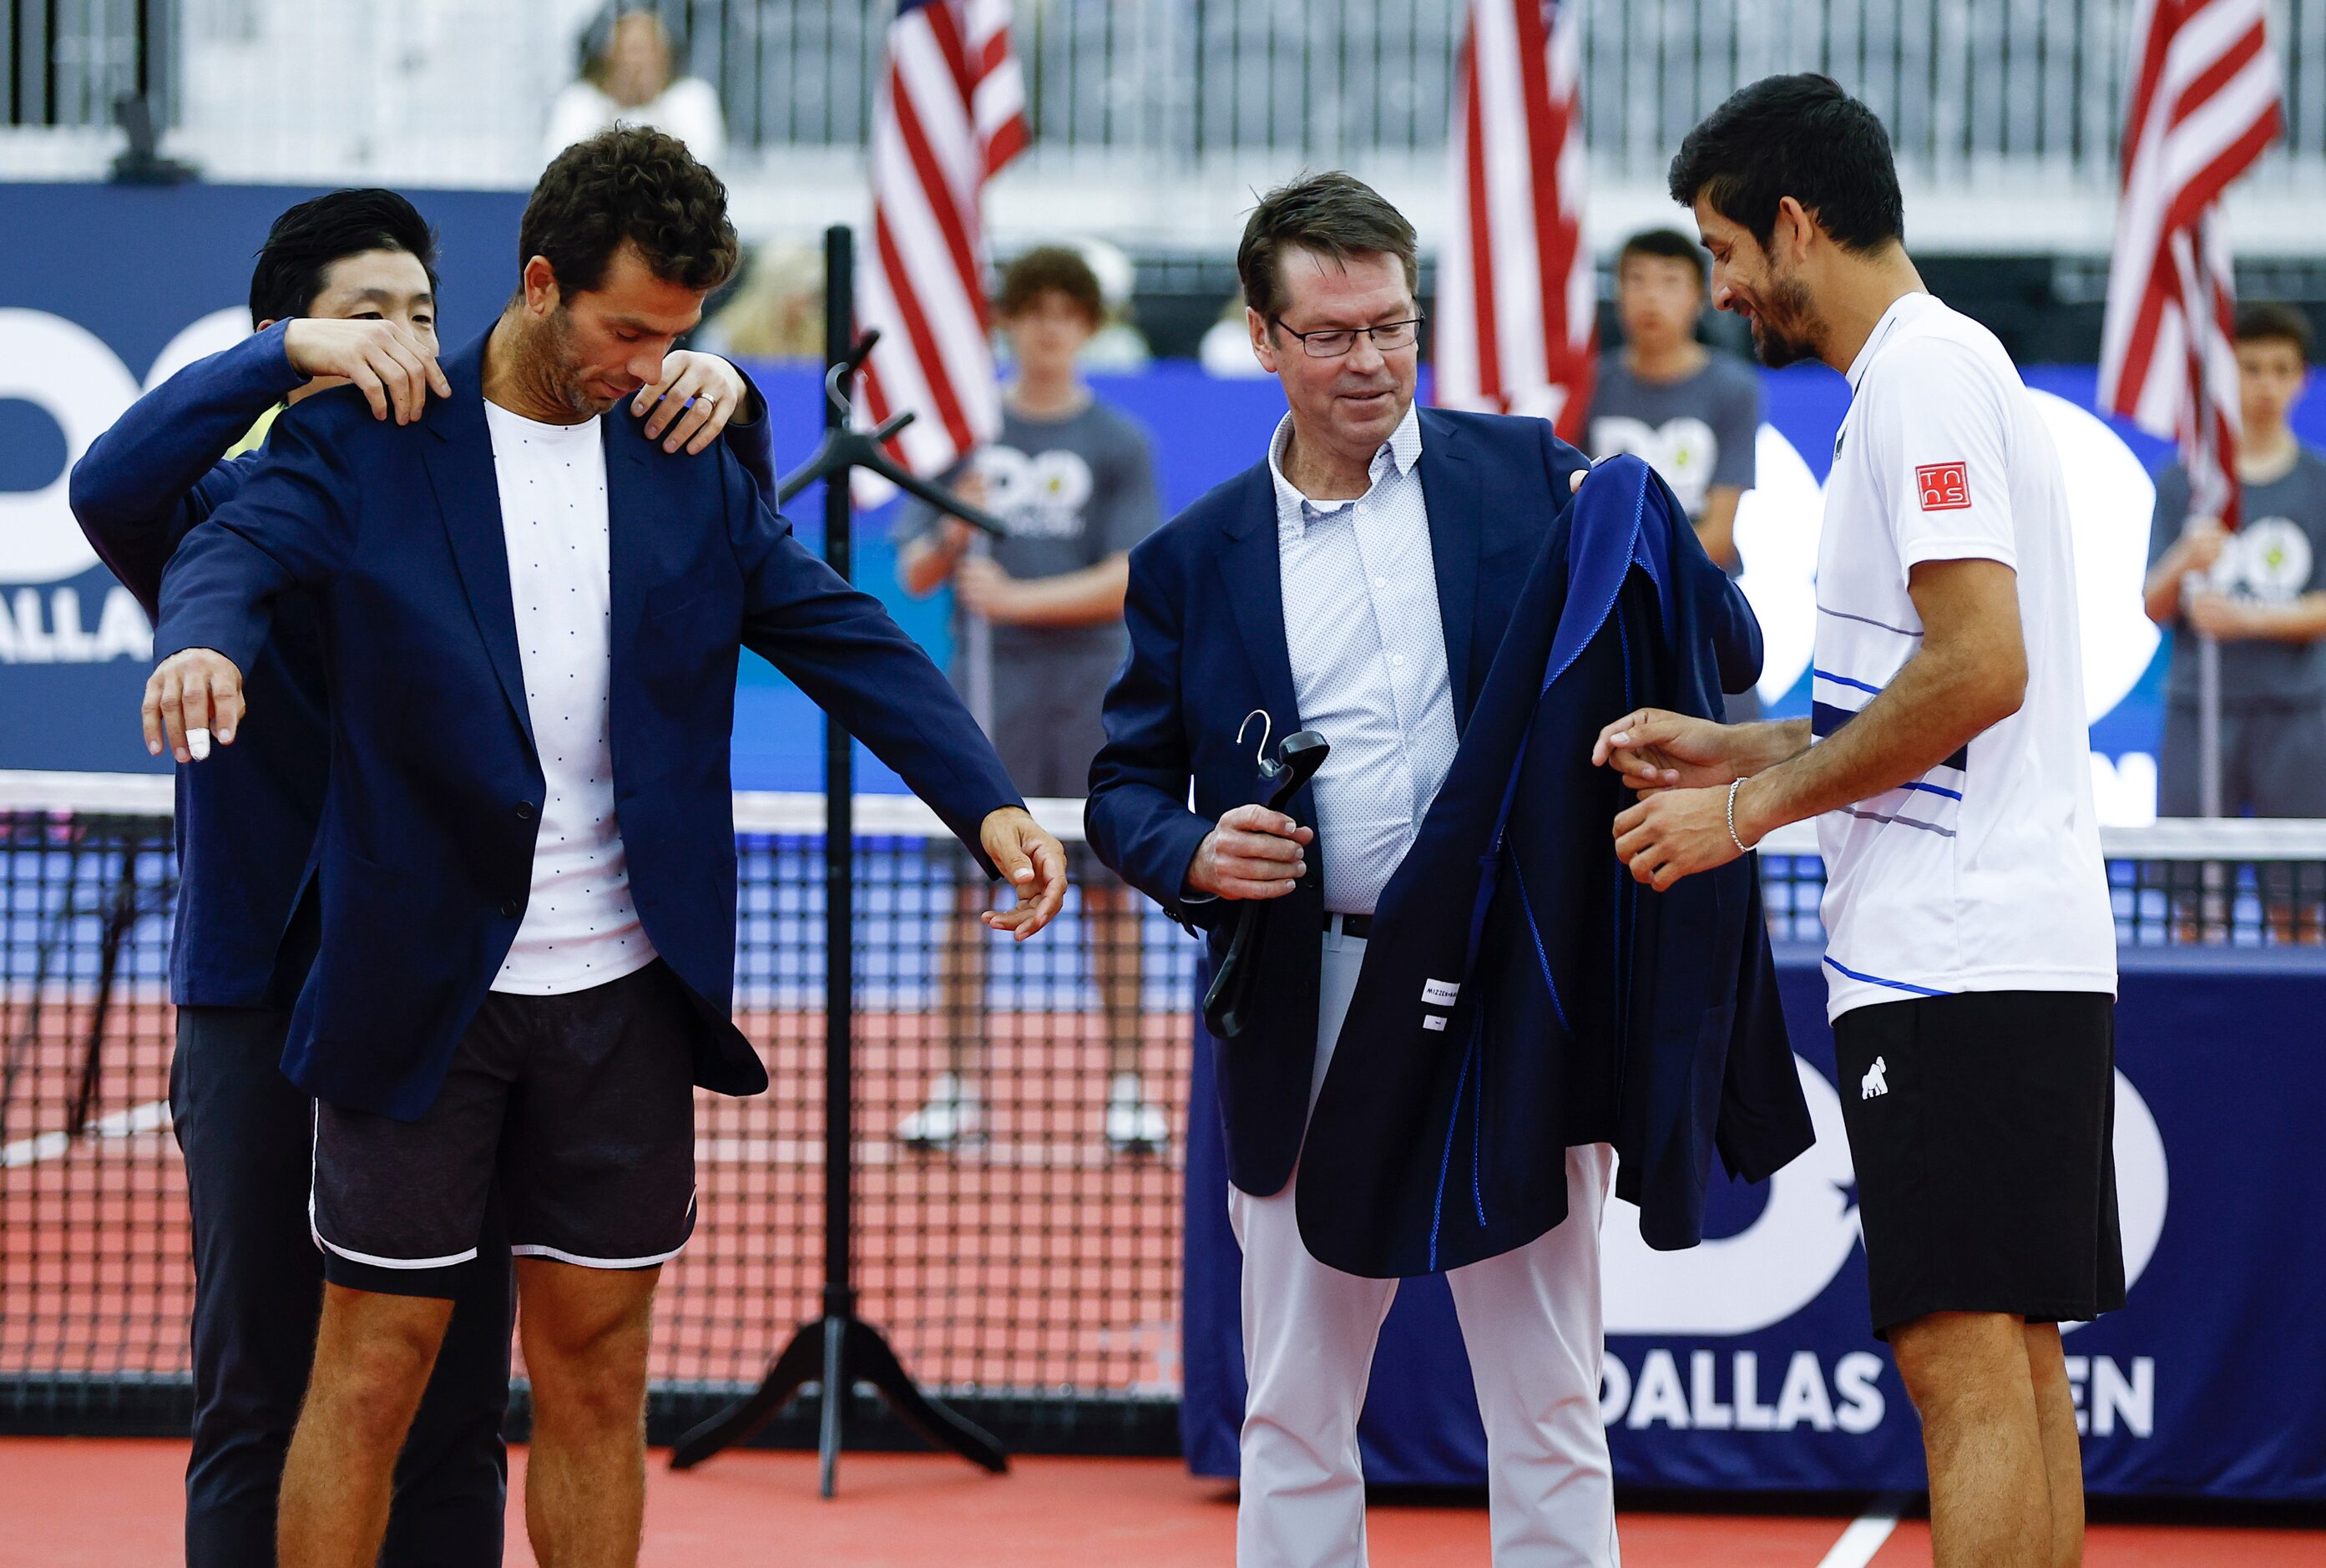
left=1267, top=402, right=1459, bottom=916
left=483, top=402, right=657, bottom=994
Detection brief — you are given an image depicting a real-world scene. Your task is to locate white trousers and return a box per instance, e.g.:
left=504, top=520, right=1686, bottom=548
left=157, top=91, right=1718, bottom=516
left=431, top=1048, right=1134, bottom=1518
left=1231, top=930, right=1620, bottom=1568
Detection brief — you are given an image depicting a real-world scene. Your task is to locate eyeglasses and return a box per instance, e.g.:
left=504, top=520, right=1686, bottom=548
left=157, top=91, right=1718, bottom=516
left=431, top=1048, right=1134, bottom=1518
left=1270, top=316, right=1424, bottom=358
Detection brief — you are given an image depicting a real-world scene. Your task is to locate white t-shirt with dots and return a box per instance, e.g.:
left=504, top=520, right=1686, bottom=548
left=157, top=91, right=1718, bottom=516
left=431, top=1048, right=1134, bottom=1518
left=483, top=402, right=657, bottom=995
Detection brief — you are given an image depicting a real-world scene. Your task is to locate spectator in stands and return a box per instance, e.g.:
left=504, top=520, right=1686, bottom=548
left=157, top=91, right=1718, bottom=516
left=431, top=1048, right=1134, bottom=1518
left=698, top=240, right=825, bottom=362
left=1070, top=237, right=1154, bottom=371
left=894, top=245, right=1168, bottom=1155
left=1200, top=294, right=1273, bottom=378
left=1589, top=226, right=1765, bottom=721
left=2143, top=302, right=2326, bottom=836
left=544, top=3, right=725, bottom=166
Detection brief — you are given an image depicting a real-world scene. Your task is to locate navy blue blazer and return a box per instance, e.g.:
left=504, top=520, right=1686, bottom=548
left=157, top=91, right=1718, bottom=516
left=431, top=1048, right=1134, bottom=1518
left=1086, top=406, right=1590, bottom=1197
left=151, top=326, right=1016, bottom=1120
left=71, top=321, right=780, bottom=1009
left=1294, top=454, right=1813, bottom=1278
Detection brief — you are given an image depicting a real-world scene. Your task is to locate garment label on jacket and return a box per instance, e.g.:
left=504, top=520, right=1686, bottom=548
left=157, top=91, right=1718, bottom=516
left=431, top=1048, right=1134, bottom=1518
left=1423, top=1014, right=1449, bottom=1032
left=1422, top=979, right=1460, bottom=1006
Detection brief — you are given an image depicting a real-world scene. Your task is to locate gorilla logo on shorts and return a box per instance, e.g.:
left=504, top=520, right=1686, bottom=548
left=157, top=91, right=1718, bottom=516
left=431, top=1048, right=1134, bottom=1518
left=1596, top=1056, right=2170, bottom=1336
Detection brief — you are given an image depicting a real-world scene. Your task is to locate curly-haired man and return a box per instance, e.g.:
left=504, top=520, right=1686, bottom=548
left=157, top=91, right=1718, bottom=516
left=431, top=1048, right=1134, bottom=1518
left=143, top=129, right=1069, bottom=1568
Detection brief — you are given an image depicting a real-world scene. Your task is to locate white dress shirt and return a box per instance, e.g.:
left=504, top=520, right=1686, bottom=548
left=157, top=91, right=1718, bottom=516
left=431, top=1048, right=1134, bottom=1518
left=1267, top=403, right=1459, bottom=915
left=484, top=402, right=658, bottom=995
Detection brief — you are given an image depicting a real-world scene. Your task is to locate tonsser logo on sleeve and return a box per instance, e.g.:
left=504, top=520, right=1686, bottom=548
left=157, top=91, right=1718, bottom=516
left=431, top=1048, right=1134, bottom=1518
left=1915, top=461, right=1972, bottom=511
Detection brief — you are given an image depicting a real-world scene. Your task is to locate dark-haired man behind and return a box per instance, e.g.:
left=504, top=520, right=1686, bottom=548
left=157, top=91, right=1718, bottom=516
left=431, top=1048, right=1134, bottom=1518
left=2143, top=302, right=2326, bottom=844
left=143, top=129, right=1064, bottom=1568
left=1589, top=227, right=1765, bottom=721
left=1600, top=75, right=2119, bottom=1568
left=72, top=187, right=773, bottom=1567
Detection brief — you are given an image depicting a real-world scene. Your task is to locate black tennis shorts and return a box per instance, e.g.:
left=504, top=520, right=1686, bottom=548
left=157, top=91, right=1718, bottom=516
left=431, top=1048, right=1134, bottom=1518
left=1833, top=989, right=2126, bottom=1339
left=311, top=961, right=699, bottom=1299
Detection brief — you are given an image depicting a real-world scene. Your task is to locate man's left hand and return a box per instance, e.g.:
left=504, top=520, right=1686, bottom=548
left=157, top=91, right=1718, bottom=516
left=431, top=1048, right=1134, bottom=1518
left=978, top=807, right=1069, bottom=939
left=633, top=352, right=751, bottom=454
left=1612, top=785, right=1742, bottom=891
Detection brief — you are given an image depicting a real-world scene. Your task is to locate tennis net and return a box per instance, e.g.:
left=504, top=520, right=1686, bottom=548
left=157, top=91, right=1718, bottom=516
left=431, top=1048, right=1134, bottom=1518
left=0, top=772, right=1196, bottom=1448
left=4, top=771, right=2323, bottom=1449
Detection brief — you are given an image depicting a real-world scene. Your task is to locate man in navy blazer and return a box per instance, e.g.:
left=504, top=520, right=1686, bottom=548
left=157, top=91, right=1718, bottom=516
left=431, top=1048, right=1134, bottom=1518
left=143, top=130, right=1066, bottom=1568
left=1086, top=175, right=1612, bottom=1566
left=71, top=186, right=776, bottom=1568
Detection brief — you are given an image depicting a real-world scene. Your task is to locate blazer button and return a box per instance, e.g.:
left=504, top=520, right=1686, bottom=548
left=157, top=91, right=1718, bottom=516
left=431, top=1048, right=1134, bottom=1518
left=500, top=898, right=521, bottom=918
left=514, top=801, right=537, bottom=822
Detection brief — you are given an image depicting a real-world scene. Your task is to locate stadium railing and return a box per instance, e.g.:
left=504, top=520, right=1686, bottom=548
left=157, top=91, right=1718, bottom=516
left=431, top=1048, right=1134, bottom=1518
left=11, top=0, right=2326, bottom=252
left=3, top=769, right=2321, bottom=1451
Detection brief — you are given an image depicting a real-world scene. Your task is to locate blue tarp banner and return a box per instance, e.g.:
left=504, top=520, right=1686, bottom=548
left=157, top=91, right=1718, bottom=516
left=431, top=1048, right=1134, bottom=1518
left=1183, top=950, right=2326, bottom=1500
left=12, top=181, right=2324, bottom=1503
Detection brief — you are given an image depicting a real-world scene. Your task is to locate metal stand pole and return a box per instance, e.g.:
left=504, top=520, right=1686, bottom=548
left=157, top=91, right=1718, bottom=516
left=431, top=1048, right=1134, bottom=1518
left=668, top=224, right=1008, bottom=1492
left=2185, top=569, right=2227, bottom=938
left=963, top=533, right=995, bottom=737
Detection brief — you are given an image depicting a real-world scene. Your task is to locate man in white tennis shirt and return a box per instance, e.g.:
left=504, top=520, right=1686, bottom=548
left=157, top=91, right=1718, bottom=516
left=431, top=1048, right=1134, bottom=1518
left=1589, top=76, right=2121, bottom=1568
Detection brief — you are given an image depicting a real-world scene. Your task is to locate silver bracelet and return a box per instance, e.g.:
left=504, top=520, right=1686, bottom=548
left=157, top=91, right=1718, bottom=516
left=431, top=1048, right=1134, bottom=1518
left=1726, top=777, right=1757, bottom=855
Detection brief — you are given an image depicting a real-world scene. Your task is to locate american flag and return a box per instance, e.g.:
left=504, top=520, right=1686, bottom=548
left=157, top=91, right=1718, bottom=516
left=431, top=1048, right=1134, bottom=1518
left=2097, top=0, right=2281, bottom=530
left=1434, top=0, right=1595, bottom=443
left=858, top=0, right=1029, bottom=481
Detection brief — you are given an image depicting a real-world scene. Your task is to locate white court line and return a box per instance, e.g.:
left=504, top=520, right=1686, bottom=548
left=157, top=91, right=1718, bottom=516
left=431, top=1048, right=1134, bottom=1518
left=1, top=1097, right=173, bottom=1168
left=1814, top=1495, right=1909, bottom=1568
left=0, top=1115, right=1143, bottom=1171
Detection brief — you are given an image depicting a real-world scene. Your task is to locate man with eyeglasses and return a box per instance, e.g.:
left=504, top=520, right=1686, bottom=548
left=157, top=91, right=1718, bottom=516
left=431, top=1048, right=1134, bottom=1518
left=1088, top=172, right=1609, bottom=1565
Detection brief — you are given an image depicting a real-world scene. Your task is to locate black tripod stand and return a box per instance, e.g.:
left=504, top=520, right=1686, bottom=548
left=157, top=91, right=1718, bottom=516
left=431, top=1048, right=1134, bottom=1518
left=669, top=225, right=1009, bottom=1496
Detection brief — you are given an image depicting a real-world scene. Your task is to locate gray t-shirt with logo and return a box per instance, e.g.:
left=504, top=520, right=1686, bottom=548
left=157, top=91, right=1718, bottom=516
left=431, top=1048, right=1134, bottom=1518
left=895, top=397, right=1160, bottom=682
left=2146, top=450, right=2326, bottom=706
left=1586, top=350, right=1761, bottom=521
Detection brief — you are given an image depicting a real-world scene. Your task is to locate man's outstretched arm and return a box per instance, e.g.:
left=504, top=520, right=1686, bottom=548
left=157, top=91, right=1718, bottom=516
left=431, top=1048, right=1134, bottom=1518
left=144, top=400, right=364, bottom=761
left=726, top=470, right=1067, bottom=938
left=1598, top=558, right=2025, bottom=890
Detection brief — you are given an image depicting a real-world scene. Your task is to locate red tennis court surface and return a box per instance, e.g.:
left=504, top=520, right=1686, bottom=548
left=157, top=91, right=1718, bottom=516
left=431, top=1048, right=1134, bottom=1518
left=5, top=1439, right=2323, bottom=1567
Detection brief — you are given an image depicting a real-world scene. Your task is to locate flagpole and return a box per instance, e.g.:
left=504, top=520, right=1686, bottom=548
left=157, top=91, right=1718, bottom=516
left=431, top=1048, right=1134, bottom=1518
left=2195, top=611, right=2224, bottom=820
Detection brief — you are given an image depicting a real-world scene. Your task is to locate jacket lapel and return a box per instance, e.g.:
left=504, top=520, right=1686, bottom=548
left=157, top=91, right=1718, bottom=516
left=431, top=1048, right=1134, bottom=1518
left=419, top=326, right=535, bottom=756
left=600, top=413, right=653, bottom=678
left=1216, top=465, right=1302, bottom=738
left=1417, top=407, right=1484, bottom=725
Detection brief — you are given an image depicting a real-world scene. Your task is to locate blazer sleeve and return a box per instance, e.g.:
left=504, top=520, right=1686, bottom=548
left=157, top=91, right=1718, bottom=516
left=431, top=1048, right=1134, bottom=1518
left=1085, top=535, right=1219, bottom=928
left=68, top=321, right=306, bottom=619
left=726, top=462, right=1020, bottom=872
left=719, top=362, right=780, bottom=509
left=152, top=397, right=362, bottom=679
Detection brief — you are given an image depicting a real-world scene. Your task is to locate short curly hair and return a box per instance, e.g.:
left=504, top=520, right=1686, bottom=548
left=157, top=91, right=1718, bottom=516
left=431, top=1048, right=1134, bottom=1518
left=997, top=245, right=1105, bottom=326
left=520, top=125, right=741, bottom=296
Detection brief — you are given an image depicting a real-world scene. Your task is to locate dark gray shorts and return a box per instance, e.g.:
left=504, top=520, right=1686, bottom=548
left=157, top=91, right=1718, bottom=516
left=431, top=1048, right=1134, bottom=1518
left=311, top=962, right=698, bottom=1298
left=984, top=657, right=1116, bottom=798
left=2159, top=699, right=2326, bottom=817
